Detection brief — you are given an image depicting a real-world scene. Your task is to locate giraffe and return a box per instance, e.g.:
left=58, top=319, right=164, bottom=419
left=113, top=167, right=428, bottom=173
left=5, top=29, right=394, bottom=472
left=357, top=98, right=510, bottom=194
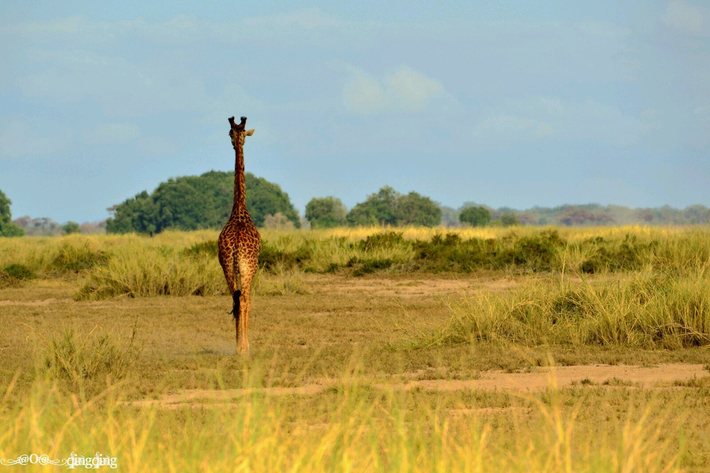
left=218, top=116, right=261, bottom=356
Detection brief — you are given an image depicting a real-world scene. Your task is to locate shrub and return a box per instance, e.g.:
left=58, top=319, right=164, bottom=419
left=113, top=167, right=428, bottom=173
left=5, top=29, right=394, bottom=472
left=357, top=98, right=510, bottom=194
left=512, top=230, right=566, bottom=271
left=500, top=212, right=520, bottom=227
left=62, top=221, right=82, bottom=235
left=4, top=263, right=36, bottom=280
left=580, top=234, right=652, bottom=274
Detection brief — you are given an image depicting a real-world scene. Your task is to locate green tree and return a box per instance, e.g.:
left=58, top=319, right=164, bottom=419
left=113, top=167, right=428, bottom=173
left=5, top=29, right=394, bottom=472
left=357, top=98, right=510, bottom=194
left=0, top=190, right=24, bottom=237
left=62, top=221, right=82, bottom=235
left=500, top=212, right=520, bottom=227
left=106, top=171, right=299, bottom=234
left=394, top=192, right=442, bottom=227
left=305, top=197, right=347, bottom=228
left=245, top=174, right=300, bottom=228
left=346, top=186, right=442, bottom=227
left=459, top=206, right=491, bottom=227
left=346, top=186, right=399, bottom=227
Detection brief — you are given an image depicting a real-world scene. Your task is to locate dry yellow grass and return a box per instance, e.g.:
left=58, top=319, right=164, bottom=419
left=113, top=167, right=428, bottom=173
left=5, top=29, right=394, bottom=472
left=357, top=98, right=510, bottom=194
left=1, top=226, right=710, bottom=471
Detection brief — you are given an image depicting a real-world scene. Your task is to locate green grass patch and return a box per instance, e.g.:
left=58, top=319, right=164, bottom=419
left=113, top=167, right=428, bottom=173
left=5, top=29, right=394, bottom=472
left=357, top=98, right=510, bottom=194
left=416, top=273, right=710, bottom=350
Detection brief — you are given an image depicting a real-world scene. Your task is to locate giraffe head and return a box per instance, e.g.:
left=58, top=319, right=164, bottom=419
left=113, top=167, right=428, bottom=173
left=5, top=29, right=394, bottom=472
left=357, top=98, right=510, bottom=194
left=228, top=116, right=255, bottom=150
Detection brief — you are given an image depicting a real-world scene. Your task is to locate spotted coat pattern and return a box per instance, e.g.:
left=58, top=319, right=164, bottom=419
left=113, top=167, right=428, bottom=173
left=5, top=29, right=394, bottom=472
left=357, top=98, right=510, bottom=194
left=218, top=116, right=261, bottom=355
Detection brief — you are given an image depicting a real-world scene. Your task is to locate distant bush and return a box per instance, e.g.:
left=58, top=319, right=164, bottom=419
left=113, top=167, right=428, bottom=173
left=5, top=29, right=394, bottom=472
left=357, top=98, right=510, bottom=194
left=306, top=197, right=347, bottom=228
left=62, top=221, right=82, bottom=235
left=459, top=206, right=491, bottom=227
left=500, top=212, right=520, bottom=227
left=346, top=186, right=441, bottom=227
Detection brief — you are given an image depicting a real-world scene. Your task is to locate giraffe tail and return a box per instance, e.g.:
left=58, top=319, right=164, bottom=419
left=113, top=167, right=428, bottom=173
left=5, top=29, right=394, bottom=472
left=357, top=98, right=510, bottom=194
left=229, top=290, right=241, bottom=316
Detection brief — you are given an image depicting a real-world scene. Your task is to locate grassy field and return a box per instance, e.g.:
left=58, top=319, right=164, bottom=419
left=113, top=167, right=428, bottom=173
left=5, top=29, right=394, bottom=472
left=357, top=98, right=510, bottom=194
left=1, top=226, right=710, bottom=471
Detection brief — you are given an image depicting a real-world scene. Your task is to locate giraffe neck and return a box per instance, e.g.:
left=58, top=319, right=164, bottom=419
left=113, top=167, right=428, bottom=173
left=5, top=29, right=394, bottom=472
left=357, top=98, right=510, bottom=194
left=232, top=143, right=248, bottom=217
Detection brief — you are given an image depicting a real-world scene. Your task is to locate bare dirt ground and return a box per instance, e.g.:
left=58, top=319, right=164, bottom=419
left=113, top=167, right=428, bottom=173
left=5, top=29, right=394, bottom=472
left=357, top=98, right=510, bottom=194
left=310, top=274, right=521, bottom=297
left=3, top=274, right=709, bottom=406
left=131, top=363, right=709, bottom=409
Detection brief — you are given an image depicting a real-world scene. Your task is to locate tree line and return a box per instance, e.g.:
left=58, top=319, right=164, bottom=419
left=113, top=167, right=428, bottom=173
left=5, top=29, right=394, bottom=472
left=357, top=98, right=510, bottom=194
left=1, top=175, right=709, bottom=237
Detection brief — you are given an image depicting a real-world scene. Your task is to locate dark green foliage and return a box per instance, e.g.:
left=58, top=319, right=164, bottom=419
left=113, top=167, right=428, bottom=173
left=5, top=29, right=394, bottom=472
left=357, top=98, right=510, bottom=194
left=259, top=243, right=312, bottom=270
left=183, top=240, right=218, bottom=258
left=512, top=230, right=566, bottom=271
left=246, top=173, right=301, bottom=228
left=500, top=212, right=520, bottom=227
left=413, top=234, right=505, bottom=272
left=105, top=191, right=158, bottom=234
left=106, top=171, right=299, bottom=234
left=305, top=197, right=347, bottom=228
left=459, top=206, right=491, bottom=227
left=346, top=186, right=442, bottom=227
left=411, top=230, right=567, bottom=273
left=0, top=189, right=24, bottom=237
left=347, top=186, right=398, bottom=227
left=4, top=264, right=36, bottom=280
left=580, top=234, right=652, bottom=274
left=51, top=243, right=110, bottom=273
left=395, top=192, right=442, bottom=227
left=62, top=221, right=82, bottom=235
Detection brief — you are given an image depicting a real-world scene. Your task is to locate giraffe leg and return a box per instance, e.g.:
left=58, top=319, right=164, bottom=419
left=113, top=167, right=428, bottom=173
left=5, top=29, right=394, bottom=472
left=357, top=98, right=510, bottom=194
left=236, top=269, right=255, bottom=356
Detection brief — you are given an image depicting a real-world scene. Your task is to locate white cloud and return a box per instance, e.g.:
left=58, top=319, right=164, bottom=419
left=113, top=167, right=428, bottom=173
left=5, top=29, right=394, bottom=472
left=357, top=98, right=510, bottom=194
left=663, top=1, right=706, bottom=34
left=344, top=66, right=445, bottom=115
left=0, top=118, right=72, bottom=158
left=84, top=123, right=141, bottom=146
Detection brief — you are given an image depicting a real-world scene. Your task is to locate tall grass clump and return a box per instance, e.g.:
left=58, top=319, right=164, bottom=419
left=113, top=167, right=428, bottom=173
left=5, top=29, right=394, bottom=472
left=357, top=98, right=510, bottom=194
left=420, top=273, right=710, bottom=349
left=76, top=246, right=227, bottom=300
left=38, top=325, right=140, bottom=396
left=51, top=241, right=109, bottom=274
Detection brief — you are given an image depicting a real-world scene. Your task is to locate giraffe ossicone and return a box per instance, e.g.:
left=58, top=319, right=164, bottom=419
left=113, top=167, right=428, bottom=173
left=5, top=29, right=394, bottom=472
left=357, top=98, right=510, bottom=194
left=218, top=115, right=261, bottom=356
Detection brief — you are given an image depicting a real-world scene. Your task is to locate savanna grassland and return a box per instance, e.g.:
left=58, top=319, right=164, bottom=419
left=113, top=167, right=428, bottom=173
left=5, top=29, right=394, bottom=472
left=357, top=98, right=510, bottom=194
left=1, top=226, right=710, bottom=471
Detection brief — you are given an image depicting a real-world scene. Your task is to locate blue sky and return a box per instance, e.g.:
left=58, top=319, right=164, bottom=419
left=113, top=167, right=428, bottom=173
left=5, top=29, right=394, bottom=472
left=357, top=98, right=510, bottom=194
left=1, top=1, right=708, bottom=223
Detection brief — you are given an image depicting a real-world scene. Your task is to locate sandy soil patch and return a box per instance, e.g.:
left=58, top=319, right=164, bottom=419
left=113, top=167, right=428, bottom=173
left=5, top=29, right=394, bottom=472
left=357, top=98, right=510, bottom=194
left=131, top=363, right=709, bottom=409
left=309, top=275, right=520, bottom=297
left=0, top=298, right=61, bottom=306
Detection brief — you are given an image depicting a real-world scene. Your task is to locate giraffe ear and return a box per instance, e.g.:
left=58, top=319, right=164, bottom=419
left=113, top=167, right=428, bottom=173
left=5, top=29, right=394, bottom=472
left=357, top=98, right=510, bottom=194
left=245, top=129, right=255, bottom=136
